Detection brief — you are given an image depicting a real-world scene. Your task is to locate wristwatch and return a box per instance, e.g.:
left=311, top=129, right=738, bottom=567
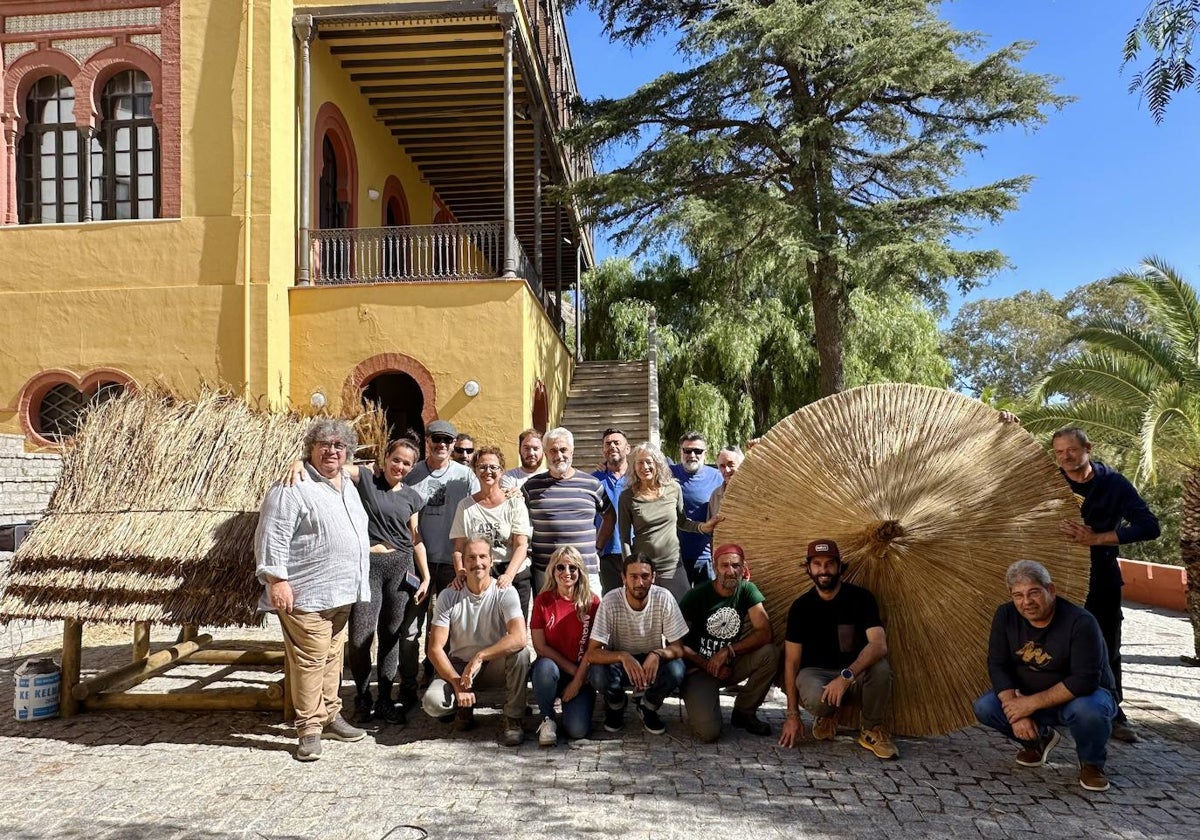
left=840, top=668, right=855, bottom=683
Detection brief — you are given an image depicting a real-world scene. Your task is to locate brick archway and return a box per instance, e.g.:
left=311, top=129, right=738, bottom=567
left=18, top=366, right=137, bottom=448
left=342, top=353, right=437, bottom=428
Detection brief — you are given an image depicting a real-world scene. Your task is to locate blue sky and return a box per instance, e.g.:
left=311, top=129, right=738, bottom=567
left=565, top=1, right=1200, bottom=316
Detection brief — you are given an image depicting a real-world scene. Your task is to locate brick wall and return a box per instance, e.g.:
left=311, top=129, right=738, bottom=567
left=0, top=434, right=61, bottom=527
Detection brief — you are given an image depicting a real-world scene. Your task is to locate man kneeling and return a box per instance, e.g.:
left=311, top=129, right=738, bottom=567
left=974, top=559, right=1117, bottom=792
left=422, top=537, right=531, bottom=746
left=680, top=544, right=778, bottom=741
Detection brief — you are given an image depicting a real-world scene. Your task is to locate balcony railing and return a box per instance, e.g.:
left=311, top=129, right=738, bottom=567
left=310, top=222, right=540, bottom=291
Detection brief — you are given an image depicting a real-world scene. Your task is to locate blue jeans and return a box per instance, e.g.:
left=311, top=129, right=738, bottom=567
left=531, top=657, right=596, bottom=739
left=973, top=689, right=1117, bottom=767
left=587, top=654, right=685, bottom=710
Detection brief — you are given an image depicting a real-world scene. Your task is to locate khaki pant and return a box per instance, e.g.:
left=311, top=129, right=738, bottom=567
left=682, top=643, right=780, bottom=742
left=797, top=658, right=893, bottom=731
left=422, top=649, right=531, bottom=720
left=278, top=606, right=351, bottom=737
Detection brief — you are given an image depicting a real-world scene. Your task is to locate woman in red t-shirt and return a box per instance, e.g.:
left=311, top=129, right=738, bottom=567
left=530, top=545, right=600, bottom=746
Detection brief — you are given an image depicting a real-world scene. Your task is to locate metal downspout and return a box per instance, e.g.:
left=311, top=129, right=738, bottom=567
left=294, top=15, right=314, bottom=286
left=501, top=16, right=516, bottom=277
left=242, top=0, right=255, bottom=388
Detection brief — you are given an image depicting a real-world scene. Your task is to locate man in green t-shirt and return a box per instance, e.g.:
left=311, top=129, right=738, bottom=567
left=679, top=543, right=779, bottom=741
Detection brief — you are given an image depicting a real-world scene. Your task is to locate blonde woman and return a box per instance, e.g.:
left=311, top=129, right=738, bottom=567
left=530, top=546, right=600, bottom=746
left=617, top=443, right=721, bottom=600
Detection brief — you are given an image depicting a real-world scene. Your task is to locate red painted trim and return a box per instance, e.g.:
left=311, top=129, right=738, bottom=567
left=17, top=366, right=138, bottom=449
left=313, top=101, right=358, bottom=230
left=341, top=353, right=437, bottom=430
left=380, top=174, right=409, bottom=226
left=531, top=378, right=548, bottom=433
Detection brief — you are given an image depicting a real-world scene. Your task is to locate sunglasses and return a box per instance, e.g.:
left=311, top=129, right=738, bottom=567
left=429, top=435, right=454, bottom=445
left=682, top=447, right=706, bottom=455
left=553, top=563, right=581, bottom=574
left=453, top=446, right=475, bottom=455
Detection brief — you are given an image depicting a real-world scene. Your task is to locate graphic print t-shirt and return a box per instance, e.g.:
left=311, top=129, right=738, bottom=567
left=679, top=580, right=765, bottom=659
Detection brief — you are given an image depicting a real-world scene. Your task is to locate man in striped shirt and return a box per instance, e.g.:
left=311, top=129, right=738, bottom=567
left=522, top=427, right=614, bottom=595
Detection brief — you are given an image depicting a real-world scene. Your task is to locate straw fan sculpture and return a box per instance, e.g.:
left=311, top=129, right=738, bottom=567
left=0, top=388, right=363, bottom=716
left=714, top=384, right=1090, bottom=737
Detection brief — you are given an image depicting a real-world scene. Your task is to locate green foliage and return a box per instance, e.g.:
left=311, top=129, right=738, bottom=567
left=567, top=0, right=1070, bottom=394
left=1123, top=0, right=1199, bottom=123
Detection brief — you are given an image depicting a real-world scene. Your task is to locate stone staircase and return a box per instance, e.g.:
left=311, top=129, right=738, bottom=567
left=560, top=360, right=658, bottom=468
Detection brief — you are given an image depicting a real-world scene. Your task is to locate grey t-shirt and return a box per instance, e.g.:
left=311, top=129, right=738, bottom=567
left=404, top=459, right=478, bottom=565
left=432, top=582, right=523, bottom=661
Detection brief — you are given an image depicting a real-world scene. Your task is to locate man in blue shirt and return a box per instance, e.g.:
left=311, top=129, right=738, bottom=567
left=669, top=431, right=724, bottom=584
left=593, top=427, right=630, bottom=594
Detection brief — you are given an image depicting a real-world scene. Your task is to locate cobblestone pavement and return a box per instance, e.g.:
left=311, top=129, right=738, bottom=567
left=0, top=589, right=1197, bottom=840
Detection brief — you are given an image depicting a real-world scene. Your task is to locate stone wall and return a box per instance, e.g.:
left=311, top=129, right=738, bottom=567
left=0, top=435, right=61, bottom=527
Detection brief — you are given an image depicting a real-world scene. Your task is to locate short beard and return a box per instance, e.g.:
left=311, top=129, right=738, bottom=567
left=682, top=460, right=701, bottom=475
left=811, top=573, right=841, bottom=592
left=549, top=461, right=572, bottom=478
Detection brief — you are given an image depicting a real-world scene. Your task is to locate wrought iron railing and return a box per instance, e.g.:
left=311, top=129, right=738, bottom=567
left=309, top=222, right=539, bottom=288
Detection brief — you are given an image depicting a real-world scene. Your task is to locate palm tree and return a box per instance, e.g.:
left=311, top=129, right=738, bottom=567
left=1021, top=257, right=1200, bottom=663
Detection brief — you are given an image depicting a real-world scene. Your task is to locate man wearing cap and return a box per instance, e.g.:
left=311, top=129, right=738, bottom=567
left=679, top=543, right=778, bottom=741
left=779, top=538, right=898, bottom=759
left=405, top=420, right=479, bottom=681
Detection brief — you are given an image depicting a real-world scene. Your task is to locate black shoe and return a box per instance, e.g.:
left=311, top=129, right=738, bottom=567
left=353, top=692, right=374, bottom=724
left=377, top=701, right=407, bottom=726
left=730, top=710, right=771, bottom=736
left=603, top=696, right=626, bottom=732
left=1110, top=721, right=1139, bottom=743
left=635, top=701, right=666, bottom=735
left=397, top=685, right=420, bottom=711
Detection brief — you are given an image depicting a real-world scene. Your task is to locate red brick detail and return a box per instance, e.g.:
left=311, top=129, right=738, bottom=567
left=341, top=353, right=437, bottom=428
left=531, top=379, right=548, bottom=433
left=157, top=0, right=181, bottom=218
left=77, top=43, right=162, bottom=129
left=313, top=101, right=358, bottom=229
left=17, top=366, right=138, bottom=449
left=3, top=49, right=83, bottom=137
left=380, top=174, right=409, bottom=226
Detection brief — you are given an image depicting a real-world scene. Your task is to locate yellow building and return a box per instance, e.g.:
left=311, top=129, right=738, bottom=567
left=0, top=0, right=592, bottom=471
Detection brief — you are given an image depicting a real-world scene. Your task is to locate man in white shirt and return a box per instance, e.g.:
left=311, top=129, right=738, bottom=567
left=502, top=428, right=545, bottom=490
left=422, top=537, right=530, bottom=746
left=585, top=555, right=689, bottom=735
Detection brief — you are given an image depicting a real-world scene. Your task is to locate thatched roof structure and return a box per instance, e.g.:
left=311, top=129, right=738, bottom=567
left=0, top=389, right=309, bottom=627
left=715, top=383, right=1091, bottom=737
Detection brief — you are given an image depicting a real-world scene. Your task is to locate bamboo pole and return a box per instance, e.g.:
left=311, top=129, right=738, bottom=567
left=60, top=619, right=83, bottom=718
left=180, top=623, right=199, bottom=642
left=186, top=649, right=286, bottom=666
left=71, top=634, right=214, bottom=701
left=82, top=684, right=284, bottom=712
left=132, top=621, right=151, bottom=661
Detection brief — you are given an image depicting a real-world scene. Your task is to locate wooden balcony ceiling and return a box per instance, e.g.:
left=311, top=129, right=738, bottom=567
left=314, top=6, right=581, bottom=286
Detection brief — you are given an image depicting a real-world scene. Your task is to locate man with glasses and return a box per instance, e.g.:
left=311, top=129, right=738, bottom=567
left=451, top=433, right=476, bottom=467
left=405, top=419, right=479, bottom=682
left=593, top=427, right=631, bottom=594
left=255, top=418, right=371, bottom=761
left=670, top=431, right=724, bottom=585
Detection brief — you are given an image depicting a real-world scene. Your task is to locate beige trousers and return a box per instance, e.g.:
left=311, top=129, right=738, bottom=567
left=278, top=605, right=352, bottom=737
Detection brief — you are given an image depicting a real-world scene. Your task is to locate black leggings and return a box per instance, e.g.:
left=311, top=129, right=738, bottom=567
left=348, top=550, right=413, bottom=695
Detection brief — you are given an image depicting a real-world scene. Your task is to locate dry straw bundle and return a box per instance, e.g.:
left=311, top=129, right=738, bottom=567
left=715, top=383, right=1090, bottom=736
left=0, top=387, right=309, bottom=627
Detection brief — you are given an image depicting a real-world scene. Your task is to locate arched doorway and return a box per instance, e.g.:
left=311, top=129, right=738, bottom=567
left=362, top=372, right=425, bottom=445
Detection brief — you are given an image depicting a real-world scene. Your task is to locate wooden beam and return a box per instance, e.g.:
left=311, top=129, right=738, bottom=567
left=60, top=619, right=83, bottom=718
left=83, top=684, right=284, bottom=713
left=180, top=623, right=199, bottom=642
left=186, top=649, right=287, bottom=666
left=132, top=621, right=151, bottom=661
left=72, top=634, right=215, bottom=701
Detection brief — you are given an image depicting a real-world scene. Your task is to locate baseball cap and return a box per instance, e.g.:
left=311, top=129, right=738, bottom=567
left=806, top=539, right=840, bottom=560
left=426, top=419, right=457, bottom=438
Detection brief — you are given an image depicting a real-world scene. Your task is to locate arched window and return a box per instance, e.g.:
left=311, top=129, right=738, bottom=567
left=36, top=379, right=126, bottom=441
left=18, top=75, right=82, bottom=224
left=90, top=70, right=159, bottom=220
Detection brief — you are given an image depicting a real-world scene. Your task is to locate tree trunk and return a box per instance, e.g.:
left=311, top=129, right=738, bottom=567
left=1182, top=467, right=1200, bottom=660
left=808, top=255, right=845, bottom=397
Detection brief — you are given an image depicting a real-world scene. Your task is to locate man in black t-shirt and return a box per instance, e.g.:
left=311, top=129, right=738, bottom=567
left=779, top=539, right=898, bottom=759
left=974, top=559, right=1117, bottom=793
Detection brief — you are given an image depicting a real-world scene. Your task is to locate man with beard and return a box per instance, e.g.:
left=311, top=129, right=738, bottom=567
left=679, top=543, right=778, bottom=741
left=523, top=427, right=614, bottom=594
left=670, top=432, right=724, bottom=585
left=974, top=560, right=1117, bottom=792
left=586, top=555, right=689, bottom=735
left=502, top=428, right=544, bottom=490
left=779, top=539, right=898, bottom=759
left=593, top=428, right=631, bottom=594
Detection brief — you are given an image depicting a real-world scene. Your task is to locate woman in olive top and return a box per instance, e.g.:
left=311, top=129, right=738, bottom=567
left=617, top=443, right=721, bottom=600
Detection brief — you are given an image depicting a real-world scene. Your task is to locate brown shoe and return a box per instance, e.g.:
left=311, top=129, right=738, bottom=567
left=1015, top=729, right=1061, bottom=767
left=454, top=705, right=476, bottom=732
left=812, top=715, right=837, bottom=741
left=857, top=726, right=899, bottom=759
left=1079, top=763, right=1110, bottom=792
left=500, top=715, right=525, bottom=746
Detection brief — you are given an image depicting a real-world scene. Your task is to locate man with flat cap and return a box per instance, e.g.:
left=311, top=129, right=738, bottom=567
left=779, top=538, right=898, bottom=759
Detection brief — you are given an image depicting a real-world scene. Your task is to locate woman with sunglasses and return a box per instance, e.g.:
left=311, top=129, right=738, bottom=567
left=530, top=545, right=600, bottom=746
left=618, top=442, right=721, bottom=601
left=285, top=434, right=431, bottom=723
left=449, top=445, right=534, bottom=617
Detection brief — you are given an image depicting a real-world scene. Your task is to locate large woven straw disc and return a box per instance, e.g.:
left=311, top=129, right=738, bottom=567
left=714, top=384, right=1090, bottom=737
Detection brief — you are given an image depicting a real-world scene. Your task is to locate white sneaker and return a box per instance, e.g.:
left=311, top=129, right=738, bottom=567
left=538, top=716, right=557, bottom=747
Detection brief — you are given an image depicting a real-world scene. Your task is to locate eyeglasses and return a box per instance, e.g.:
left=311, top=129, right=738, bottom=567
left=430, top=435, right=454, bottom=445
left=315, top=441, right=347, bottom=452
left=477, top=463, right=502, bottom=472
left=553, top=563, right=581, bottom=574
left=682, top=447, right=706, bottom=456
left=454, top=446, right=475, bottom=455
